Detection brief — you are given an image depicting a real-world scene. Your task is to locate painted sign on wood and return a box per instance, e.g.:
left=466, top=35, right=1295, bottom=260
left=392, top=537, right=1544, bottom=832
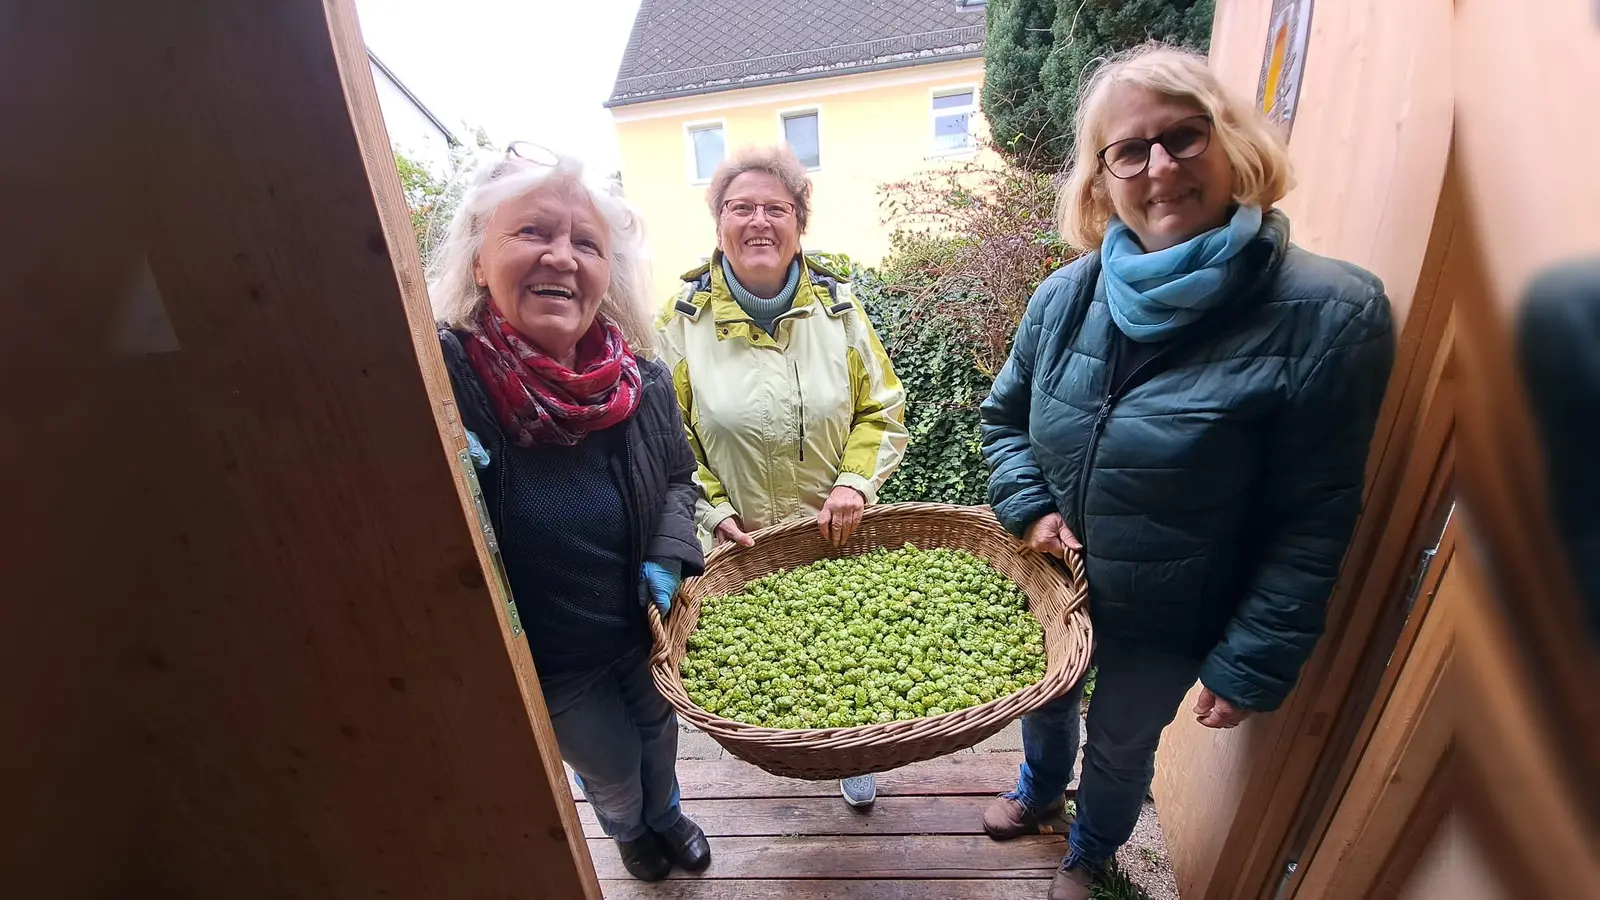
left=1256, top=0, right=1314, bottom=140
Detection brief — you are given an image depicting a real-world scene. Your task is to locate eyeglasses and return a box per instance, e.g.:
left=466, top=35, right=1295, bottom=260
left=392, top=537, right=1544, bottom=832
left=505, top=141, right=558, bottom=166
left=1096, top=115, right=1213, bottom=180
left=721, top=199, right=796, bottom=221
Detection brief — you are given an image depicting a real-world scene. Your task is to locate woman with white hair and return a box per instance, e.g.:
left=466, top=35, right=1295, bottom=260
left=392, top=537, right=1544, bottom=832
left=980, top=47, right=1394, bottom=899
left=431, top=143, right=709, bottom=882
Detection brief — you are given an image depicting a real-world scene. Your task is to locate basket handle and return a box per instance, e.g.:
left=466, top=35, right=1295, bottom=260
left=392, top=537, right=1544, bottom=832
left=647, top=604, right=672, bottom=668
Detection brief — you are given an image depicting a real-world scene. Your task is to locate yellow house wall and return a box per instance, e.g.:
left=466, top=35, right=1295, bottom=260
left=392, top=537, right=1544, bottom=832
left=612, top=58, right=990, bottom=303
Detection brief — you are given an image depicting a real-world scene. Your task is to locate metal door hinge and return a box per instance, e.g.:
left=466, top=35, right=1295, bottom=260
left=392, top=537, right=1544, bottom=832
left=459, top=448, right=522, bottom=637
left=1403, top=546, right=1439, bottom=617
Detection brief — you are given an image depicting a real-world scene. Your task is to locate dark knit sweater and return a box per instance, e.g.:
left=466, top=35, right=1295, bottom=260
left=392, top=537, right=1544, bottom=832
left=437, top=327, right=707, bottom=679
left=494, top=426, right=645, bottom=673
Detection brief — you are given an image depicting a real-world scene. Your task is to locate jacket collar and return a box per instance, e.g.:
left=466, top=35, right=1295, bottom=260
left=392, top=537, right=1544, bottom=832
left=676, top=251, right=852, bottom=343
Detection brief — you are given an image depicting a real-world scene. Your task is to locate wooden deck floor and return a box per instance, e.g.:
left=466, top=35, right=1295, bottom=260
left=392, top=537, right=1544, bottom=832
left=575, top=751, right=1077, bottom=900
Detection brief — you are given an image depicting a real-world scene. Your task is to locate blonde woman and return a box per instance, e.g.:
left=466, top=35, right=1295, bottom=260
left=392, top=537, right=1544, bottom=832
left=980, top=47, right=1394, bottom=899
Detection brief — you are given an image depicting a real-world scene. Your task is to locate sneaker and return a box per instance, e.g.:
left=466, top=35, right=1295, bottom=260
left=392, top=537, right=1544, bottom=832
left=1048, top=860, right=1095, bottom=900
left=616, top=833, right=671, bottom=882
left=982, top=794, right=1066, bottom=840
left=840, top=774, right=877, bottom=808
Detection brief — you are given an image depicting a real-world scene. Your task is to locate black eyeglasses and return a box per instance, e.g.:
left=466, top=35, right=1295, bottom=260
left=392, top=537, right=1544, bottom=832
left=1096, top=115, right=1213, bottom=180
left=505, top=141, right=558, bottom=166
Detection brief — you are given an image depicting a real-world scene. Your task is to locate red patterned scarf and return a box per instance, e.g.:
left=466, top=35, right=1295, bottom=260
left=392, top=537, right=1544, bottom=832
left=464, top=304, right=642, bottom=448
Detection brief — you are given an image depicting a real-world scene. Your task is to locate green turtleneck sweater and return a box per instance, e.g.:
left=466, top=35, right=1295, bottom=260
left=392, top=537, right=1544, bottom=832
left=722, top=256, right=801, bottom=335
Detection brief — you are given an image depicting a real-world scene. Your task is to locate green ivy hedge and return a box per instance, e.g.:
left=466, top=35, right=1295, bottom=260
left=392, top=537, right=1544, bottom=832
left=856, top=271, right=997, bottom=507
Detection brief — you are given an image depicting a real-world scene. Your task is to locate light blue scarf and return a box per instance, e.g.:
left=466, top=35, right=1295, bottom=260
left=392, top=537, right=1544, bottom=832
left=1101, top=204, right=1264, bottom=343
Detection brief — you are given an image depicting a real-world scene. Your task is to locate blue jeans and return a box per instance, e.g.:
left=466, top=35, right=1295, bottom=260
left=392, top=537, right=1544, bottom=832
left=1009, top=636, right=1203, bottom=869
left=540, top=645, right=683, bottom=842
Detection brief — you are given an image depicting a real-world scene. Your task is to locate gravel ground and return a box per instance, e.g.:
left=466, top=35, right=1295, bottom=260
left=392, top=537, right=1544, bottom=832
left=1115, top=802, right=1181, bottom=900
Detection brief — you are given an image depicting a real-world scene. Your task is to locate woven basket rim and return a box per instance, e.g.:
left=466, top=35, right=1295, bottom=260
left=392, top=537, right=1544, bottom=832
left=648, top=502, right=1092, bottom=756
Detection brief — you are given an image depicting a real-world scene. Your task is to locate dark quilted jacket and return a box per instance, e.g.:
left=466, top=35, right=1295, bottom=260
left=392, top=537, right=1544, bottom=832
left=438, top=328, right=704, bottom=660
left=981, top=213, right=1395, bottom=711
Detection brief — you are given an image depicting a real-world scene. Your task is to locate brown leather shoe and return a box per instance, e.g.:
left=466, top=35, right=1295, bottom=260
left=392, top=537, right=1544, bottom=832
left=982, top=794, right=1066, bottom=840
left=1047, top=862, right=1095, bottom=900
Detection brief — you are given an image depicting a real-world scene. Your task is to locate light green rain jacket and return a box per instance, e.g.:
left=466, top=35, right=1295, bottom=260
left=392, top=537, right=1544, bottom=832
left=656, top=252, right=909, bottom=547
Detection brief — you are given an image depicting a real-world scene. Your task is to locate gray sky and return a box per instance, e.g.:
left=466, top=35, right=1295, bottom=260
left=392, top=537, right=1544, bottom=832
left=354, top=0, right=642, bottom=174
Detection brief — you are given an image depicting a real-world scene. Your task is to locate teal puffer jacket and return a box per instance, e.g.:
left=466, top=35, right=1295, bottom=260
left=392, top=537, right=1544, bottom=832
left=981, top=213, right=1394, bottom=711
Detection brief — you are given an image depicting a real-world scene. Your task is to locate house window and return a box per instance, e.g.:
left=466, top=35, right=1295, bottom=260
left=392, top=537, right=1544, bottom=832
left=782, top=110, right=821, bottom=169
left=688, top=123, right=725, bottom=182
left=932, top=89, right=976, bottom=153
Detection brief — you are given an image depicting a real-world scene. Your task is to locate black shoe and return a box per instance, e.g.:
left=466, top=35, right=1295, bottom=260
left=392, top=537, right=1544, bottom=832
left=616, top=833, right=672, bottom=882
left=653, top=815, right=711, bottom=872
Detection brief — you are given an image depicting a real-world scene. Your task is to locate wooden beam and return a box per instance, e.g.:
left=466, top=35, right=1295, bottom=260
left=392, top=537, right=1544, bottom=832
left=3, top=2, right=599, bottom=897
left=577, top=796, right=1025, bottom=839
left=573, top=752, right=1032, bottom=802
left=1450, top=0, right=1600, bottom=811
left=0, top=5, right=149, bottom=895
left=1157, top=4, right=1459, bottom=895
left=1291, top=554, right=1454, bottom=899
left=1453, top=546, right=1600, bottom=897
left=587, top=834, right=1067, bottom=881
left=1368, top=757, right=1455, bottom=899
left=1153, top=133, right=1459, bottom=900
left=599, top=880, right=1051, bottom=899
left=1277, top=312, right=1459, bottom=900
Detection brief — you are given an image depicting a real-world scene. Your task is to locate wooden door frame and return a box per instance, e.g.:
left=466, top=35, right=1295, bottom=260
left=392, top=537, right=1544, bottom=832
left=1446, top=135, right=1600, bottom=893
left=1449, top=186, right=1600, bottom=816
left=322, top=1, right=606, bottom=894
left=1284, top=137, right=1600, bottom=900
left=1273, top=181, right=1463, bottom=900
left=1280, top=479, right=1455, bottom=900
left=1162, top=143, right=1459, bottom=900
left=1290, top=541, right=1456, bottom=900
left=0, top=2, right=606, bottom=895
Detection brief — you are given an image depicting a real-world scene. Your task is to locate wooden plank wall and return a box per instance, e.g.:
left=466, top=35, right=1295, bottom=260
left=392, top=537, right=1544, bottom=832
left=1454, top=0, right=1600, bottom=311
left=1284, top=3, right=1600, bottom=896
left=0, top=6, right=145, bottom=895
left=1451, top=0, right=1600, bottom=798
left=1291, top=552, right=1454, bottom=899
left=1449, top=2, right=1600, bottom=892
left=1153, top=2, right=1455, bottom=897
left=2, top=2, right=599, bottom=897
left=1397, top=816, right=1504, bottom=900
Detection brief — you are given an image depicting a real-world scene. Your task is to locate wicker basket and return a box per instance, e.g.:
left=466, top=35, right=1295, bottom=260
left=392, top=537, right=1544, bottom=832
left=647, top=502, right=1092, bottom=780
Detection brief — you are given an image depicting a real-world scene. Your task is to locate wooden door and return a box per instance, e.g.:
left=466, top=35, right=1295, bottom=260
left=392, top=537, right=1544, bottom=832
left=1199, top=1, right=1600, bottom=896
left=1290, top=537, right=1455, bottom=900
left=1447, top=0, right=1600, bottom=891
left=1, top=3, right=600, bottom=897
left=1152, top=2, right=1457, bottom=896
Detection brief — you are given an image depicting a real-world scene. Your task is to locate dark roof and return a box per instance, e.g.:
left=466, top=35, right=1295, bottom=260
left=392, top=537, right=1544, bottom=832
left=607, top=0, right=987, bottom=107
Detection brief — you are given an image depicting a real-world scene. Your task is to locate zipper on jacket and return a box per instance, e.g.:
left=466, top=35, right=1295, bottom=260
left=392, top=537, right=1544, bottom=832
left=1075, top=395, right=1114, bottom=541
left=1070, top=240, right=1280, bottom=548
left=1074, top=342, right=1177, bottom=542
left=793, top=360, right=806, bottom=462
left=623, top=427, right=644, bottom=570
left=493, top=429, right=510, bottom=551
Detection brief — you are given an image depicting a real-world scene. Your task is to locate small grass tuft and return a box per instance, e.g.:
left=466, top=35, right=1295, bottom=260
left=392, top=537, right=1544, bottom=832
left=1090, top=858, right=1156, bottom=900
